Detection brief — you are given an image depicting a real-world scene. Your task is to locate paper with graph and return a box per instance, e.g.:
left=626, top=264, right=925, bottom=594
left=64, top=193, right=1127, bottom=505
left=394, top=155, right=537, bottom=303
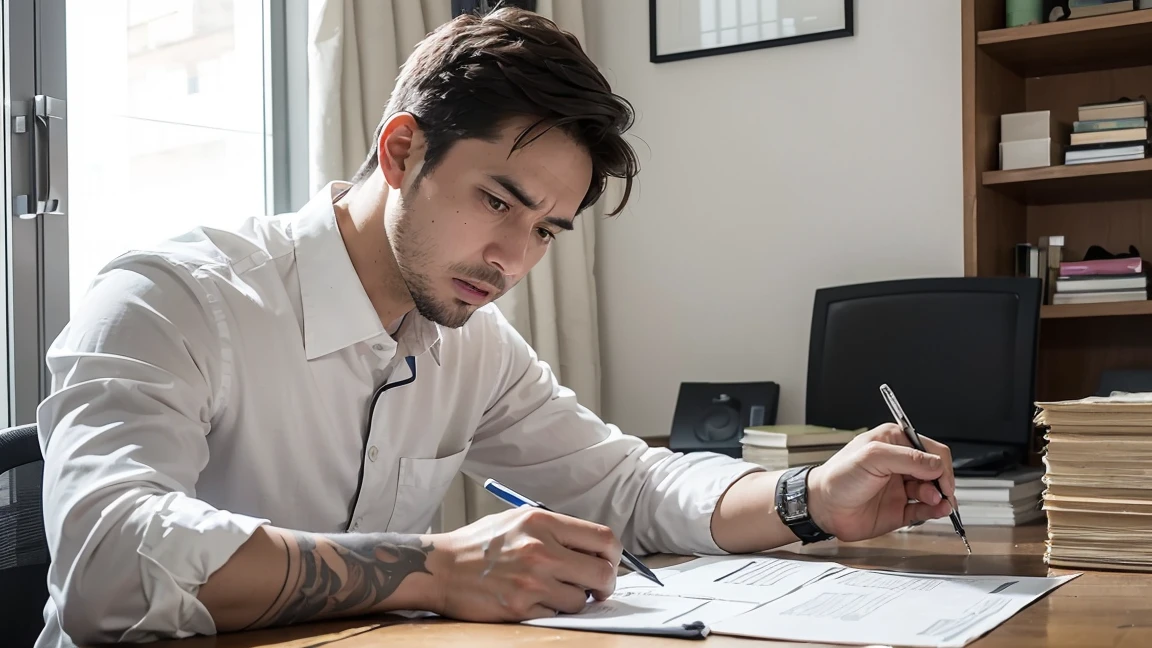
left=527, top=555, right=1077, bottom=647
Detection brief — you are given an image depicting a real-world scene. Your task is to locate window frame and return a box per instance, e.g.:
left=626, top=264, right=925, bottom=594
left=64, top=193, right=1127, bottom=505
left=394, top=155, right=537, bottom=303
left=266, top=0, right=309, bottom=215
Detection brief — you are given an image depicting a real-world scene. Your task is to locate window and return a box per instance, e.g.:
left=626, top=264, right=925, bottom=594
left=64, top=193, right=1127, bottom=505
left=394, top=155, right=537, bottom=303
left=0, top=0, right=306, bottom=424
left=67, top=0, right=269, bottom=311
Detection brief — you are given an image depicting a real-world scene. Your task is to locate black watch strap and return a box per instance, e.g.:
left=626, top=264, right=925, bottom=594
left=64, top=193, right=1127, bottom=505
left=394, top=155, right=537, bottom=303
left=775, top=466, right=835, bottom=545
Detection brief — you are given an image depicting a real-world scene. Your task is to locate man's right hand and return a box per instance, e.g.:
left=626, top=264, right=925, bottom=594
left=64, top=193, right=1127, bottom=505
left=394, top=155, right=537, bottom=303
left=429, top=507, right=623, bottom=621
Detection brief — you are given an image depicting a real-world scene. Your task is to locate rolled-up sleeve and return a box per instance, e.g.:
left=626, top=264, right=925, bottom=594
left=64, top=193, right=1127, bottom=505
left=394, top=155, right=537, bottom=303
left=37, top=255, right=267, bottom=645
left=463, top=309, right=765, bottom=557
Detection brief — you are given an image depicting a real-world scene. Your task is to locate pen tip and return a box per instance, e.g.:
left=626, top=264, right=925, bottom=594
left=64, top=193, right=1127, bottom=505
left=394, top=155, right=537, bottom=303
left=962, top=537, right=972, bottom=555
left=642, top=569, right=664, bottom=587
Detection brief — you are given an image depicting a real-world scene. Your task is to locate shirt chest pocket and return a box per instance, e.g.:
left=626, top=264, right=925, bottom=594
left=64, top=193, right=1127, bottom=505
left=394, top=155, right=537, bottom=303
left=388, top=444, right=470, bottom=533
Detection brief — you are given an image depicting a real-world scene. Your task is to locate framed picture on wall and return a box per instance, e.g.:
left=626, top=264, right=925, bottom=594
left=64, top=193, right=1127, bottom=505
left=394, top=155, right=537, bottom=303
left=452, top=0, right=536, bottom=16
left=650, top=0, right=854, bottom=63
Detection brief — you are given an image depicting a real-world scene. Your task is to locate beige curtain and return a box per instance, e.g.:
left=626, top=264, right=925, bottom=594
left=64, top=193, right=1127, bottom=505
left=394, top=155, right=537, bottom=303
left=307, top=0, right=603, bottom=531
left=493, top=1, right=603, bottom=418
left=307, top=0, right=452, bottom=191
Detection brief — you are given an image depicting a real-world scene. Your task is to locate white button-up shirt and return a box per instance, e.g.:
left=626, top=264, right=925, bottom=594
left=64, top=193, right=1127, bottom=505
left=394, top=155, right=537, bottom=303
left=35, top=183, right=762, bottom=647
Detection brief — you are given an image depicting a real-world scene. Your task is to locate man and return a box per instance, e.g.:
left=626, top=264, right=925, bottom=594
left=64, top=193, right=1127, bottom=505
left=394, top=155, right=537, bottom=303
left=36, top=7, right=957, bottom=647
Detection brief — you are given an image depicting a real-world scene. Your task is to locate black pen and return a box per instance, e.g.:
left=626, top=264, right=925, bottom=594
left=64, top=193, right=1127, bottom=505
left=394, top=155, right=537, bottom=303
left=879, top=384, right=972, bottom=554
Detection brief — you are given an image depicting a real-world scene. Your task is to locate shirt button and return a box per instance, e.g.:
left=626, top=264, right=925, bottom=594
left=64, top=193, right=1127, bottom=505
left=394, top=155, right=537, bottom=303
left=368, top=446, right=379, bottom=462
left=372, top=343, right=384, bottom=351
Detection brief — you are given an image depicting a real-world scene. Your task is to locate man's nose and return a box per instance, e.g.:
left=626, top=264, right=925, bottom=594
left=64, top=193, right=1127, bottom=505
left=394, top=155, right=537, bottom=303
left=483, top=228, right=532, bottom=279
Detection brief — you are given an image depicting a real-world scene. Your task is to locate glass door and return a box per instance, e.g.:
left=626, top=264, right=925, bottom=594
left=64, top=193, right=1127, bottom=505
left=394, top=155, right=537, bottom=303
left=3, top=0, right=66, bottom=426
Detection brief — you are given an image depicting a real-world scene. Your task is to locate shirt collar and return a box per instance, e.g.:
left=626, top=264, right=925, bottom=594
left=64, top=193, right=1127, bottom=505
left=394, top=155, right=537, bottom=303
left=395, top=312, right=443, bottom=365
left=292, top=182, right=442, bottom=363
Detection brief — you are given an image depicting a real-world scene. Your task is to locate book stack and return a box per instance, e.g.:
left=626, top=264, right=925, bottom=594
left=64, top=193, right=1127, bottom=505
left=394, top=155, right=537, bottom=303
left=1065, top=98, right=1148, bottom=165
left=1036, top=393, right=1152, bottom=571
left=1056, top=0, right=1136, bottom=20
left=922, top=468, right=1045, bottom=528
left=1014, top=235, right=1065, bottom=304
left=740, top=425, right=859, bottom=471
left=1053, top=256, right=1147, bottom=304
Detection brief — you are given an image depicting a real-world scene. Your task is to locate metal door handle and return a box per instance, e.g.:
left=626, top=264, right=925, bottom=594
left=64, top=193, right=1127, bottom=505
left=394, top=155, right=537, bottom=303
left=17, top=94, right=66, bottom=219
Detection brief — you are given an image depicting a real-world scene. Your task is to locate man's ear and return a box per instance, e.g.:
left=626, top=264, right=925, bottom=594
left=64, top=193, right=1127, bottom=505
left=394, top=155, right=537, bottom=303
left=377, top=113, right=423, bottom=190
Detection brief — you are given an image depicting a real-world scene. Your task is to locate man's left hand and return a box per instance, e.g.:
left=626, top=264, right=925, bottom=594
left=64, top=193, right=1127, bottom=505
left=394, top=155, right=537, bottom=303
left=807, top=423, right=957, bottom=542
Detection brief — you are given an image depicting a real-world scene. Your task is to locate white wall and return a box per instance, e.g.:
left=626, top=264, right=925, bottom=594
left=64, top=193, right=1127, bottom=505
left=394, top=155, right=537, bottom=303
left=584, top=0, right=964, bottom=437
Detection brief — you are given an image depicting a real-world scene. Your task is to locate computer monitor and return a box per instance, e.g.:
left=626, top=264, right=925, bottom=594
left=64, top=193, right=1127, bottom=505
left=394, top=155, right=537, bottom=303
left=805, top=277, right=1041, bottom=468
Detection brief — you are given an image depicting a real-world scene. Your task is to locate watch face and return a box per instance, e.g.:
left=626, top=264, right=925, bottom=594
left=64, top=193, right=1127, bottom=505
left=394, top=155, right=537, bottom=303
left=783, top=488, right=808, bottom=521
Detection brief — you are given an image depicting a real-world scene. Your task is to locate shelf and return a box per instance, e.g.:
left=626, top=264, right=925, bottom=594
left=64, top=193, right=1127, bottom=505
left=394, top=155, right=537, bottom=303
left=978, top=10, right=1152, bottom=76
left=982, top=158, right=1152, bottom=205
left=1042, top=301, right=1152, bottom=319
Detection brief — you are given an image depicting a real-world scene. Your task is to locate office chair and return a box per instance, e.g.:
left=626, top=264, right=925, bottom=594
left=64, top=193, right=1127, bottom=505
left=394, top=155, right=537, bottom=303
left=806, top=277, right=1042, bottom=475
left=1, top=423, right=49, bottom=648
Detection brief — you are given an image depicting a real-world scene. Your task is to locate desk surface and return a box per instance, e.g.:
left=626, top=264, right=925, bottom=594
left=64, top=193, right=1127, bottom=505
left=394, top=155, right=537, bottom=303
left=159, top=524, right=1152, bottom=648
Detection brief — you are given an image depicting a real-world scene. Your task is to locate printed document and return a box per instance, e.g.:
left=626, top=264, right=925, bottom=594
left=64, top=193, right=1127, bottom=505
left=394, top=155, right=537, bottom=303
left=525, top=556, right=1078, bottom=646
left=712, top=566, right=1077, bottom=647
left=524, top=555, right=840, bottom=637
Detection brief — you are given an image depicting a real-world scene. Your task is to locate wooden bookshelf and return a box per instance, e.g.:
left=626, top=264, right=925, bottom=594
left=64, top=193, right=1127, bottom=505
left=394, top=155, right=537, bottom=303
left=962, top=1, right=1152, bottom=407
left=978, top=10, right=1152, bottom=76
left=1041, top=301, right=1152, bottom=320
left=982, top=158, right=1152, bottom=204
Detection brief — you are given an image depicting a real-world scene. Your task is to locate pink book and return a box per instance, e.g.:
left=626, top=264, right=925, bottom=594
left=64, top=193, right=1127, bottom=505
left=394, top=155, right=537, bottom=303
left=1059, top=258, right=1143, bottom=276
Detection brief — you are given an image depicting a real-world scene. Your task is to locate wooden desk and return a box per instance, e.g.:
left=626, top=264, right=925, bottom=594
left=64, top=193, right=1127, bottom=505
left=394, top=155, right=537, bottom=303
left=155, top=524, right=1152, bottom=648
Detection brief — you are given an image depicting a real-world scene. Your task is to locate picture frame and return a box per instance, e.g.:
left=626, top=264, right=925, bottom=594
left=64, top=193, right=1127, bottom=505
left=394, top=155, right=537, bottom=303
left=650, top=0, right=854, bottom=63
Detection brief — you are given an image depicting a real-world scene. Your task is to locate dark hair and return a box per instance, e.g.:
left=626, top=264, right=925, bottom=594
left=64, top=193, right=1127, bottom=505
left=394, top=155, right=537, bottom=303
left=349, top=6, right=638, bottom=215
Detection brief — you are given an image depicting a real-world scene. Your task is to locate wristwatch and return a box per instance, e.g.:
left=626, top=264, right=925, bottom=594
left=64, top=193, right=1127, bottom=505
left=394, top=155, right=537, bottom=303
left=775, top=466, right=835, bottom=544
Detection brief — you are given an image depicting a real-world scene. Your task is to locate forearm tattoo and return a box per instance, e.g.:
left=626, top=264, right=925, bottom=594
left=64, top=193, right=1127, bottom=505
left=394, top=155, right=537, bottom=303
left=245, top=531, right=434, bottom=629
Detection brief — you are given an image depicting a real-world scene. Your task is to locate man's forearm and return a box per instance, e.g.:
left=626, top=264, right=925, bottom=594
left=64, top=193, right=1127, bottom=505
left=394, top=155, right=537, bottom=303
left=710, top=470, right=801, bottom=554
left=199, top=526, right=441, bottom=632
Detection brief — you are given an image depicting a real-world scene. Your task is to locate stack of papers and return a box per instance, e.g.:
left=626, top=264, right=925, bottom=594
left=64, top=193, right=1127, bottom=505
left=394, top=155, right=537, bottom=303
left=913, top=467, right=1045, bottom=529
left=1037, top=393, right=1152, bottom=570
left=526, top=555, right=1077, bottom=647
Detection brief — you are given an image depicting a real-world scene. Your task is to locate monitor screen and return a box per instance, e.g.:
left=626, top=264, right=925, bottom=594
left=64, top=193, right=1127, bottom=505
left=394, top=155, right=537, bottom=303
left=807, top=287, right=1036, bottom=447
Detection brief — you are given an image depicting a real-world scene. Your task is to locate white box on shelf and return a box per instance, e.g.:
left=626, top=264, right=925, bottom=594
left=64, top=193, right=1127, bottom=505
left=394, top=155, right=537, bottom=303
left=1001, top=110, right=1055, bottom=143
left=1000, top=137, right=1058, bottom=170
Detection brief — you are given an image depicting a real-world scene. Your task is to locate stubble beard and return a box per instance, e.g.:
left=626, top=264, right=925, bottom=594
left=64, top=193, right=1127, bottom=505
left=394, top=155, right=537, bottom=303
left=391, top=208, right=476, bottom=330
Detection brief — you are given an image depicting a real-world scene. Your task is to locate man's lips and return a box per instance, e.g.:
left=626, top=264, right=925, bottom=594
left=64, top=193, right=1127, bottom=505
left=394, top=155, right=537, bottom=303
left=452, top=278, right=493, bottom=303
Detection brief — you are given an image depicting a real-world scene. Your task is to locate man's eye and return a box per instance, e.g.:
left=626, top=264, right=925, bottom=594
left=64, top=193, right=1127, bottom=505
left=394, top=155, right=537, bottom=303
left=536, top=227, right=556, bottom=242
left=485, top=193, right=509, bottom=213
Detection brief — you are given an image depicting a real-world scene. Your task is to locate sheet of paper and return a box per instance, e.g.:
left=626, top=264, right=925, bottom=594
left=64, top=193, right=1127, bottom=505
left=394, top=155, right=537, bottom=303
left=522, top=589, right=759, bottom=637
left=711, top=567, right=1079, bottom=648
left=655, top=555, right=843, bottom=603
left=522, top=590, right=708, bottom=632
left=527, top=555, right=837, bottom=635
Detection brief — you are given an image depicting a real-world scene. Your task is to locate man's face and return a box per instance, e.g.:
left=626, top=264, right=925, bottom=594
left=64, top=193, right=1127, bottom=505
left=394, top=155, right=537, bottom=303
left=385, top=118, right=593, bottom=328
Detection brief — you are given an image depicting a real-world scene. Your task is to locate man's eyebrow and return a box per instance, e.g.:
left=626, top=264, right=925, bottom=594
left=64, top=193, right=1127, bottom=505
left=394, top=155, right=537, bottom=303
left=489, top=174, right=542, bottom=210
left=544, top=216, right=574, bottom=231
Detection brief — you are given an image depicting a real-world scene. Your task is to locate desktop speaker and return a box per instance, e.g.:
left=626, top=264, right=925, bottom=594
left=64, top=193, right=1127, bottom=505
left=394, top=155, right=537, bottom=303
left=669, top=382, right=780, bottom=458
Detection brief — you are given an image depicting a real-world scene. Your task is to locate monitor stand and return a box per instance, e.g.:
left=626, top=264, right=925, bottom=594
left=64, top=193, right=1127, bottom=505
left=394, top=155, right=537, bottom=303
left=945, top=440, right=1023, bottom=476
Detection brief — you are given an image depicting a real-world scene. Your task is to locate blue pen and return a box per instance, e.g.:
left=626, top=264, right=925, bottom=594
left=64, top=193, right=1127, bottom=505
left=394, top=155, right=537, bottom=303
left=483, top=478, right=664, bottom=587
